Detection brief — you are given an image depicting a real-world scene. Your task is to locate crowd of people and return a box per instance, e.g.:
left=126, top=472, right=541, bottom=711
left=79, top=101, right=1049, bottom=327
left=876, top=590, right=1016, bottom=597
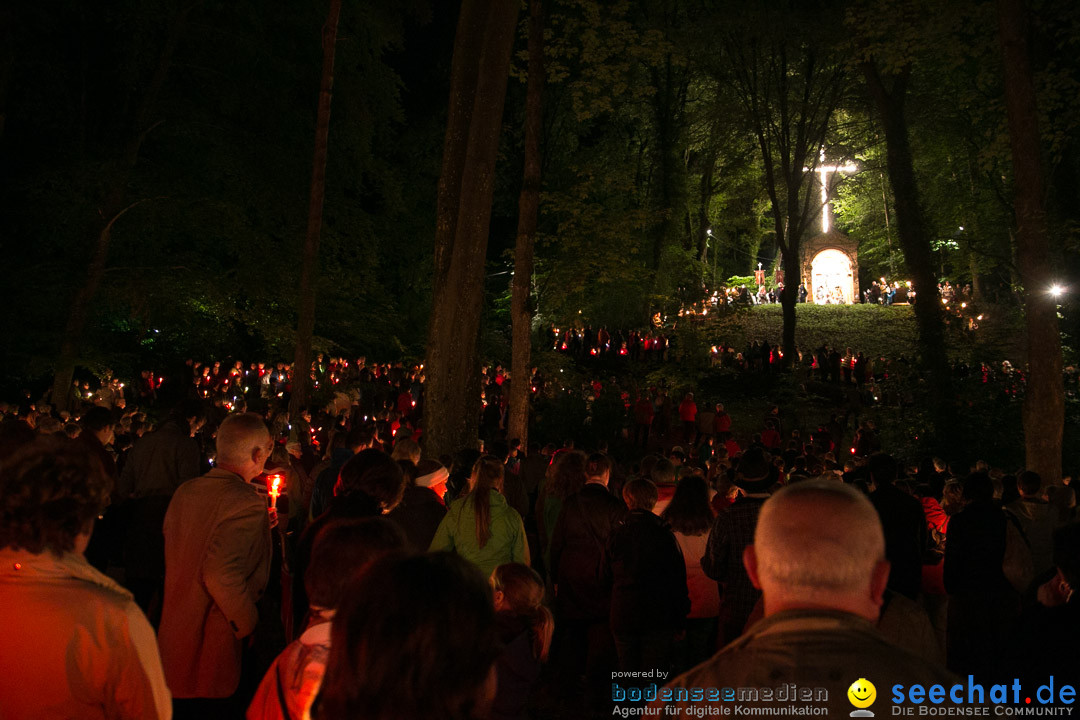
left=551, top=326, right=674, bottom=361
left=672, top=276, right=987, bottom=317
left=1, top=365, right=1078, bottom=719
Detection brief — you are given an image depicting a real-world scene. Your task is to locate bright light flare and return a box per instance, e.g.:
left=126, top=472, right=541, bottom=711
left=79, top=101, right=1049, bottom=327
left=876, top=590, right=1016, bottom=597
left=268, top=474, right=283, bottom=509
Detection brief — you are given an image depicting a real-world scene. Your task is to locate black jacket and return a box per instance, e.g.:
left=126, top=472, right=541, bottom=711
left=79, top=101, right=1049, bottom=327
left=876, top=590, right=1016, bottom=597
left=489, top=612, right=543, bottom=720
left=603, top=509, right=690, bottom=634
left=870, top=483, right=928, bottom=599
left=944, top=499, right=1011, bottom=596
left=388, top=486, right=447, bottom=552
left=115, top=419, right=199, bottom=500
left=293, top=492, right=382, bottom=631
left=502, top=470, right=530, bottom=524
left=549, top=483, right=627, bottom=620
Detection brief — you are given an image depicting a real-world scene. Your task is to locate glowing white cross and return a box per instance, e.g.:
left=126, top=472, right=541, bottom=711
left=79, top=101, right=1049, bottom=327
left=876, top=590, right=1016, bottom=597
left=811, top=147, right=857, bottom=233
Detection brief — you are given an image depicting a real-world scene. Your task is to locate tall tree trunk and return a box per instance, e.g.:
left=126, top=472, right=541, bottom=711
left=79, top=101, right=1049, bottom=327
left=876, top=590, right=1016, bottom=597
left=290, top=0, right=342, bottom=419
left=651, top=61, right=674, bottom=271
left=965, top=154, right=986, bottom=302
left=507, top=0, right=545, bottom=448
left=755, top=150, right=800, bottom=370
left=649, top=57, right=686, bottom=272
left=49, top=4, right=194, bottom=411
left=880, top=172, right=896, bottom=275
left=781, top=162, right=811, bottom=367
left=0, top=4, right=15, bottom=143
left=423, top=0, right=520, bottom=459
left=780, top=244, right=800, bottom=366
left=862, top=62, right=950, bottom=390
left=697, top=159, right=714, bottom=264
left=432, top=0, right=487, bottom=302
left=732, top=38, right=842, bottom=372
left=683, top=209, right=693, bottom=253
left=997, top=0, right=1064, bottom=483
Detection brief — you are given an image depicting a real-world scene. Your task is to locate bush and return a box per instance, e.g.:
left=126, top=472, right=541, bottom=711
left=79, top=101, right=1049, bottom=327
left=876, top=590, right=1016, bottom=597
left=725, top=274, right=757, bottom=288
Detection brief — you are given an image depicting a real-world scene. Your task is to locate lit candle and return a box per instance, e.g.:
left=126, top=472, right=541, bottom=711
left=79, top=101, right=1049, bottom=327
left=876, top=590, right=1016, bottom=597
left=269, top=474, right=283, bottom=509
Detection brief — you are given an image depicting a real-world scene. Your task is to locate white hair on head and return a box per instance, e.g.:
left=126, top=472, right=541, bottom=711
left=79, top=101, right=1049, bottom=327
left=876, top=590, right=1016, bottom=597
left=754, top=479, right=885, bottom=595
left=215, top=412, right=269, bottom=465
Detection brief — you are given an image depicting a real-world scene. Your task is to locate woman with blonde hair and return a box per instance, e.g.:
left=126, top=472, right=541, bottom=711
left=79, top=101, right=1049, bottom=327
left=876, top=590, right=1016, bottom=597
left=431, top=455, right=529, bottom=576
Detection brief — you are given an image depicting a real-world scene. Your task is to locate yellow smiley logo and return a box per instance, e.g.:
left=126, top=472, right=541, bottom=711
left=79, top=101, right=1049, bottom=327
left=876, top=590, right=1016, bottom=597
left=847, top=678, right=877, bottom=709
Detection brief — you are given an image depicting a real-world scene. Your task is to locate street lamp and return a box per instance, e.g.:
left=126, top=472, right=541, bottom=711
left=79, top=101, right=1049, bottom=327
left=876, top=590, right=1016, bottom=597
left=705, top=228, right=716, bottom=289
left=1050, top=284, right=1065, bottom=298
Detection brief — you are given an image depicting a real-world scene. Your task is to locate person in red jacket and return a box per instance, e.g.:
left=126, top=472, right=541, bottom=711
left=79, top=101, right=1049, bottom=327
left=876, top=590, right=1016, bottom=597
left=714, top=403, right=732, bottom=435
left=633, top=393, right=655, bottom=449
left=721, top=431, right=741, bottom=461
left=678, top=393, right=698, bottom=446
left=760, top=422, right=781, bottom=450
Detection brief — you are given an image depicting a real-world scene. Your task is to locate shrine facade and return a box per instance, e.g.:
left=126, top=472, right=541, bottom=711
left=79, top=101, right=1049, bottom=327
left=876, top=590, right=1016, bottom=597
left=800, top=229, right=860, bottom=305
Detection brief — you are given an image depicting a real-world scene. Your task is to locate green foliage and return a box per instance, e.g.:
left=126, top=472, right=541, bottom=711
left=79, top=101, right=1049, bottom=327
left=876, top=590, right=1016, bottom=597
left=723, top=272, right=781, bottom=291
left=531, top=0, right=766, bottom=328
left=843, top=0, right=1080, bottom=308
left=724, top=275, right=753, bottom=288
left=0, top=0, right=436, bottom=391
left=528, top=0, right=671, bottom=327
left=544, top=0, right=672, bottom=122
left=3, top=0, right=1077, bottom=411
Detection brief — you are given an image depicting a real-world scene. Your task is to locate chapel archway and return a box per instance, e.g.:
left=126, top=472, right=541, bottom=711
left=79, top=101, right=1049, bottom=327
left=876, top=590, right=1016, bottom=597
left=810, top=248, right=855, bottom=305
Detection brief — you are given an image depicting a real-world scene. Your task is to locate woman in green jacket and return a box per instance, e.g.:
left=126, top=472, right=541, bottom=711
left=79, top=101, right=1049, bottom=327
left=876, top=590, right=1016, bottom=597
left=430, top=455, right=530, bottom=577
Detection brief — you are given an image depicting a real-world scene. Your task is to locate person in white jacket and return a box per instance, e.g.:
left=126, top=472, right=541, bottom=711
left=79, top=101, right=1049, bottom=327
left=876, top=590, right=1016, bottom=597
left=0, top=435, right=171, bottom=720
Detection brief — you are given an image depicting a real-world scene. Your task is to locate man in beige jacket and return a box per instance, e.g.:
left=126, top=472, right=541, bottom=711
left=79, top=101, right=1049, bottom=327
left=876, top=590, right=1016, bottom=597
left=158, top=412, right=274, bottom=717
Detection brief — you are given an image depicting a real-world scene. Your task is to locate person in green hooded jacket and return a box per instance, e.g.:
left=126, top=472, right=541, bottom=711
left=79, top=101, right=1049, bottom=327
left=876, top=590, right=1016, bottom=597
left=431, top=455, right=530, bottom=577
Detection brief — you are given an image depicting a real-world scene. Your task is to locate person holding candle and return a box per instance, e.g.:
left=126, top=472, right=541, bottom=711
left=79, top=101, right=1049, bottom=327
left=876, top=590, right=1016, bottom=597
left=157, top=412, right=275, bottom=719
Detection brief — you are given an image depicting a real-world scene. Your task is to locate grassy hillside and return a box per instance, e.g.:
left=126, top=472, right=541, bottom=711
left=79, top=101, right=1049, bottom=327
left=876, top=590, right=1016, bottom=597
left=530, top=302, right=1050, bottom=470
left=698, top=303, right=1024, bottom=363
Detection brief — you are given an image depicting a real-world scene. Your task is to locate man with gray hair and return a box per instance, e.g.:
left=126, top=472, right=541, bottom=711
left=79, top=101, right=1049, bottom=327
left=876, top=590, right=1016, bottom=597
left=659, top=480, right=955, bottom=716
left=158, top=412, right=275, bottom=718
